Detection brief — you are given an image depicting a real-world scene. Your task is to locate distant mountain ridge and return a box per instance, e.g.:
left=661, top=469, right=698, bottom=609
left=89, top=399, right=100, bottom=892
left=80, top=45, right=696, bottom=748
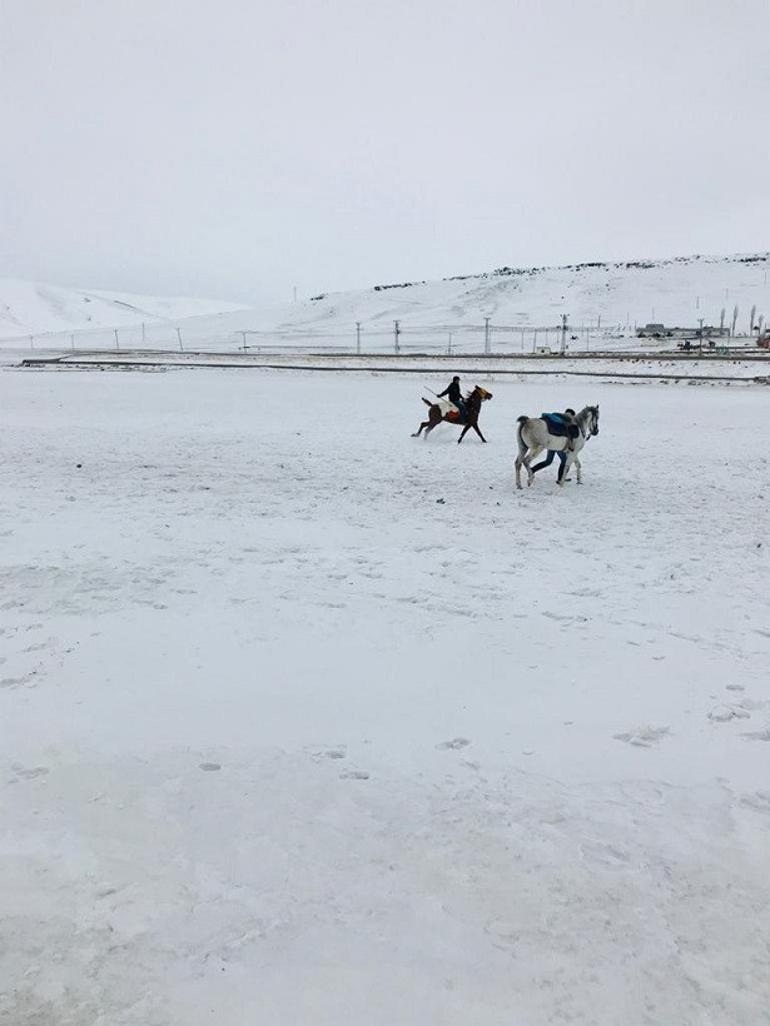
left=0, top=279, right=246, bottom=339
left=2, top=252, right=768, bottom=346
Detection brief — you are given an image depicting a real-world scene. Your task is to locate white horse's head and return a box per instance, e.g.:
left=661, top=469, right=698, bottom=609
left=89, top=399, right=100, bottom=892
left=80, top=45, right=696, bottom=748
left=581, top=404, right=600, bottom=436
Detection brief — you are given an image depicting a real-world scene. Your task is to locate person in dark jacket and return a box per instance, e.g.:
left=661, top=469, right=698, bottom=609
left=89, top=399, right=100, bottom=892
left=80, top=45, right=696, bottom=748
left=531, top=408, right=576, bottom=476
left=438, top=376, right=465, bottom=417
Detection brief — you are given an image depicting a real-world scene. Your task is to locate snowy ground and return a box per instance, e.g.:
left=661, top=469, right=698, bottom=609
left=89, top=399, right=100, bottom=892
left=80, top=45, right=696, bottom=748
left=1, top=367, right=769, bottom=1025
left=17, top=347, right=770, bottom=385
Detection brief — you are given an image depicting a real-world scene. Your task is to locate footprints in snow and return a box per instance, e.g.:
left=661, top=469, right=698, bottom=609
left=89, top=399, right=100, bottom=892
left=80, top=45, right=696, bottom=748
left=742, top=729, right=770, bottom=742
left=614, top=685, right=769, bottom=748
left=708, top=705, right=750, bottom=723
left=9, top=764, right=49, bottom=782
left=710, top=684, right=770, bottom=739
left=309, top=735, right=478, bottom=779
left=613, top=726, right=670, bottom=748
left=310, top=745, right=370, bottom=780
left=436, top=737, right=471, bottom=751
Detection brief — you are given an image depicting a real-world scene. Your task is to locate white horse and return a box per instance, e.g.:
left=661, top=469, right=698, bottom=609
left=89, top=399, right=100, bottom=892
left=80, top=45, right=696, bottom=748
left=515, top=405, right=600, bottom=489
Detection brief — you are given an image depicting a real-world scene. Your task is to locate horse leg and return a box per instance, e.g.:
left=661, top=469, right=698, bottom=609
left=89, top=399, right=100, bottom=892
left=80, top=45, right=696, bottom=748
left=412, top=421, right=428, bottom=438
left=522, top=445, right=544, bottom=487
left=471, top=422, right=487, bottom=443
left=515, top=455, right=529, bottom=490
left=457, top=422, right=471, bottom=444
left=424, top=415, right=441, bottom=439
left=421, top=412, right=443, bottom=439
left=526, top=444, right=545, bottom=476
left=574, top=455, right=582, bottom=484
left=515, top=449, right=536, bottom=488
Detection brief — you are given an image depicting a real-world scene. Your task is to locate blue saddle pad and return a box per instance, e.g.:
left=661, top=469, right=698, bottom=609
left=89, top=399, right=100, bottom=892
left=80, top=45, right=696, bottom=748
left=541, top=413, right=578, bottom=438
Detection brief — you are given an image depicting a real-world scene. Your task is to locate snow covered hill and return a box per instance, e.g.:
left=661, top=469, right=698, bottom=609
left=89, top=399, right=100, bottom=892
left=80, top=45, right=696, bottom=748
left=143, top=250, right=770, bottom=353
left=0, top=279, right=246, bottom=339
left=3, top=252, right=769, bottom=350
left=254, top=251, right=770, bottom=339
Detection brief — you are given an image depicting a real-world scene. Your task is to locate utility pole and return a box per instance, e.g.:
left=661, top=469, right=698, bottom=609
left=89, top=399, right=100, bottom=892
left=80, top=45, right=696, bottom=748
left=560, top=314, right=568, bottom=355
left=70, top=334, right=75, bottom=351
left=732, top=304, right=739, bottom=337
left=698, top=317, right=704, bottom=353
left=355, top=322, right=361, bottom=355
left=239, top=331, right=247, bottom=351
left=141, top=322, right=146, bottom=344
left=484, top=316, right=491, bottom=356
left=393, top=320, right=400, bottom=355
left=114, top=329, right=120, bottom=351
left=176, top=327, right=184, bottom=352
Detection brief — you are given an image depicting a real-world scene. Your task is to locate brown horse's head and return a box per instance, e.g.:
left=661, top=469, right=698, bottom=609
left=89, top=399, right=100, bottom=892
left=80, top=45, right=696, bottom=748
left=472, top=385, right=493, bottom=402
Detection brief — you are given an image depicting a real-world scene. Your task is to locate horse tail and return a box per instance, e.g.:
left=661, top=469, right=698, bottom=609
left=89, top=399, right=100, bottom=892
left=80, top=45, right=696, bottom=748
left=516, top=416, right=528, bottom=456
left=422, top=398, right=433, bottom=408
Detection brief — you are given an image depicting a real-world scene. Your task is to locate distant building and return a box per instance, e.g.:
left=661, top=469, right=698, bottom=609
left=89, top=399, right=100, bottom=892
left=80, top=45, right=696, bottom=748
left=637, top=323, right=730, bottom=340
left=636, top=323, right=672, bottom=338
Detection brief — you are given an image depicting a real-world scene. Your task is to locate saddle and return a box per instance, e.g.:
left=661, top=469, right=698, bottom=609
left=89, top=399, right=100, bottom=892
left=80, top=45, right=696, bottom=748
left=445, top=409, right=466, bottom=425
left=541, top=413, right=579, bottom=439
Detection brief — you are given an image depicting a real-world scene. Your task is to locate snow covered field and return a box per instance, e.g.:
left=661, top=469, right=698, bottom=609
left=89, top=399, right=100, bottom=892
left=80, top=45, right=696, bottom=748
left=2, top=366, right=769, bottom=1025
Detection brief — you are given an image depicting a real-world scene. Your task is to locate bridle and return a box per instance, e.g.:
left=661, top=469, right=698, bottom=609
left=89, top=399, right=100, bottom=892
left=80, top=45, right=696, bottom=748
left=577, top=407, right=599, bottom=439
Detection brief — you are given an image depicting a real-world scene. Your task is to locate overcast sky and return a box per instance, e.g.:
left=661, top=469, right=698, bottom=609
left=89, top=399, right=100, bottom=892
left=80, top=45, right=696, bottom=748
left=2, top=0, right=768, bottom=304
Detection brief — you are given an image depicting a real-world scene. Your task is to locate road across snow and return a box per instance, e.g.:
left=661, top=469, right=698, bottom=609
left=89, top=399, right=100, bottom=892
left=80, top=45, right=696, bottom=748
left=1, top=367, right=769, bottom=1025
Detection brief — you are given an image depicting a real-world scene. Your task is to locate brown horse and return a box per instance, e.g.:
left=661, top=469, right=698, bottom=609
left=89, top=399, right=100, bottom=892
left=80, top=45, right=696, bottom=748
left=412, top=386, right=493, bottom=443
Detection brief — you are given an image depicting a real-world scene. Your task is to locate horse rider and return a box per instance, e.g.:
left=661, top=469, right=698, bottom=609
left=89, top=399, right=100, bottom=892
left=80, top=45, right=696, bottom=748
left=530, top=408, right=576, bottom=476
left=438, top=376, right=466, bottom=417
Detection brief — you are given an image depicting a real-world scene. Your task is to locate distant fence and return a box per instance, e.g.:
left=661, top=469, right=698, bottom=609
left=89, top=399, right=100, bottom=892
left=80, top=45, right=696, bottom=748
left=1, top=316, right=763, bottom=357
